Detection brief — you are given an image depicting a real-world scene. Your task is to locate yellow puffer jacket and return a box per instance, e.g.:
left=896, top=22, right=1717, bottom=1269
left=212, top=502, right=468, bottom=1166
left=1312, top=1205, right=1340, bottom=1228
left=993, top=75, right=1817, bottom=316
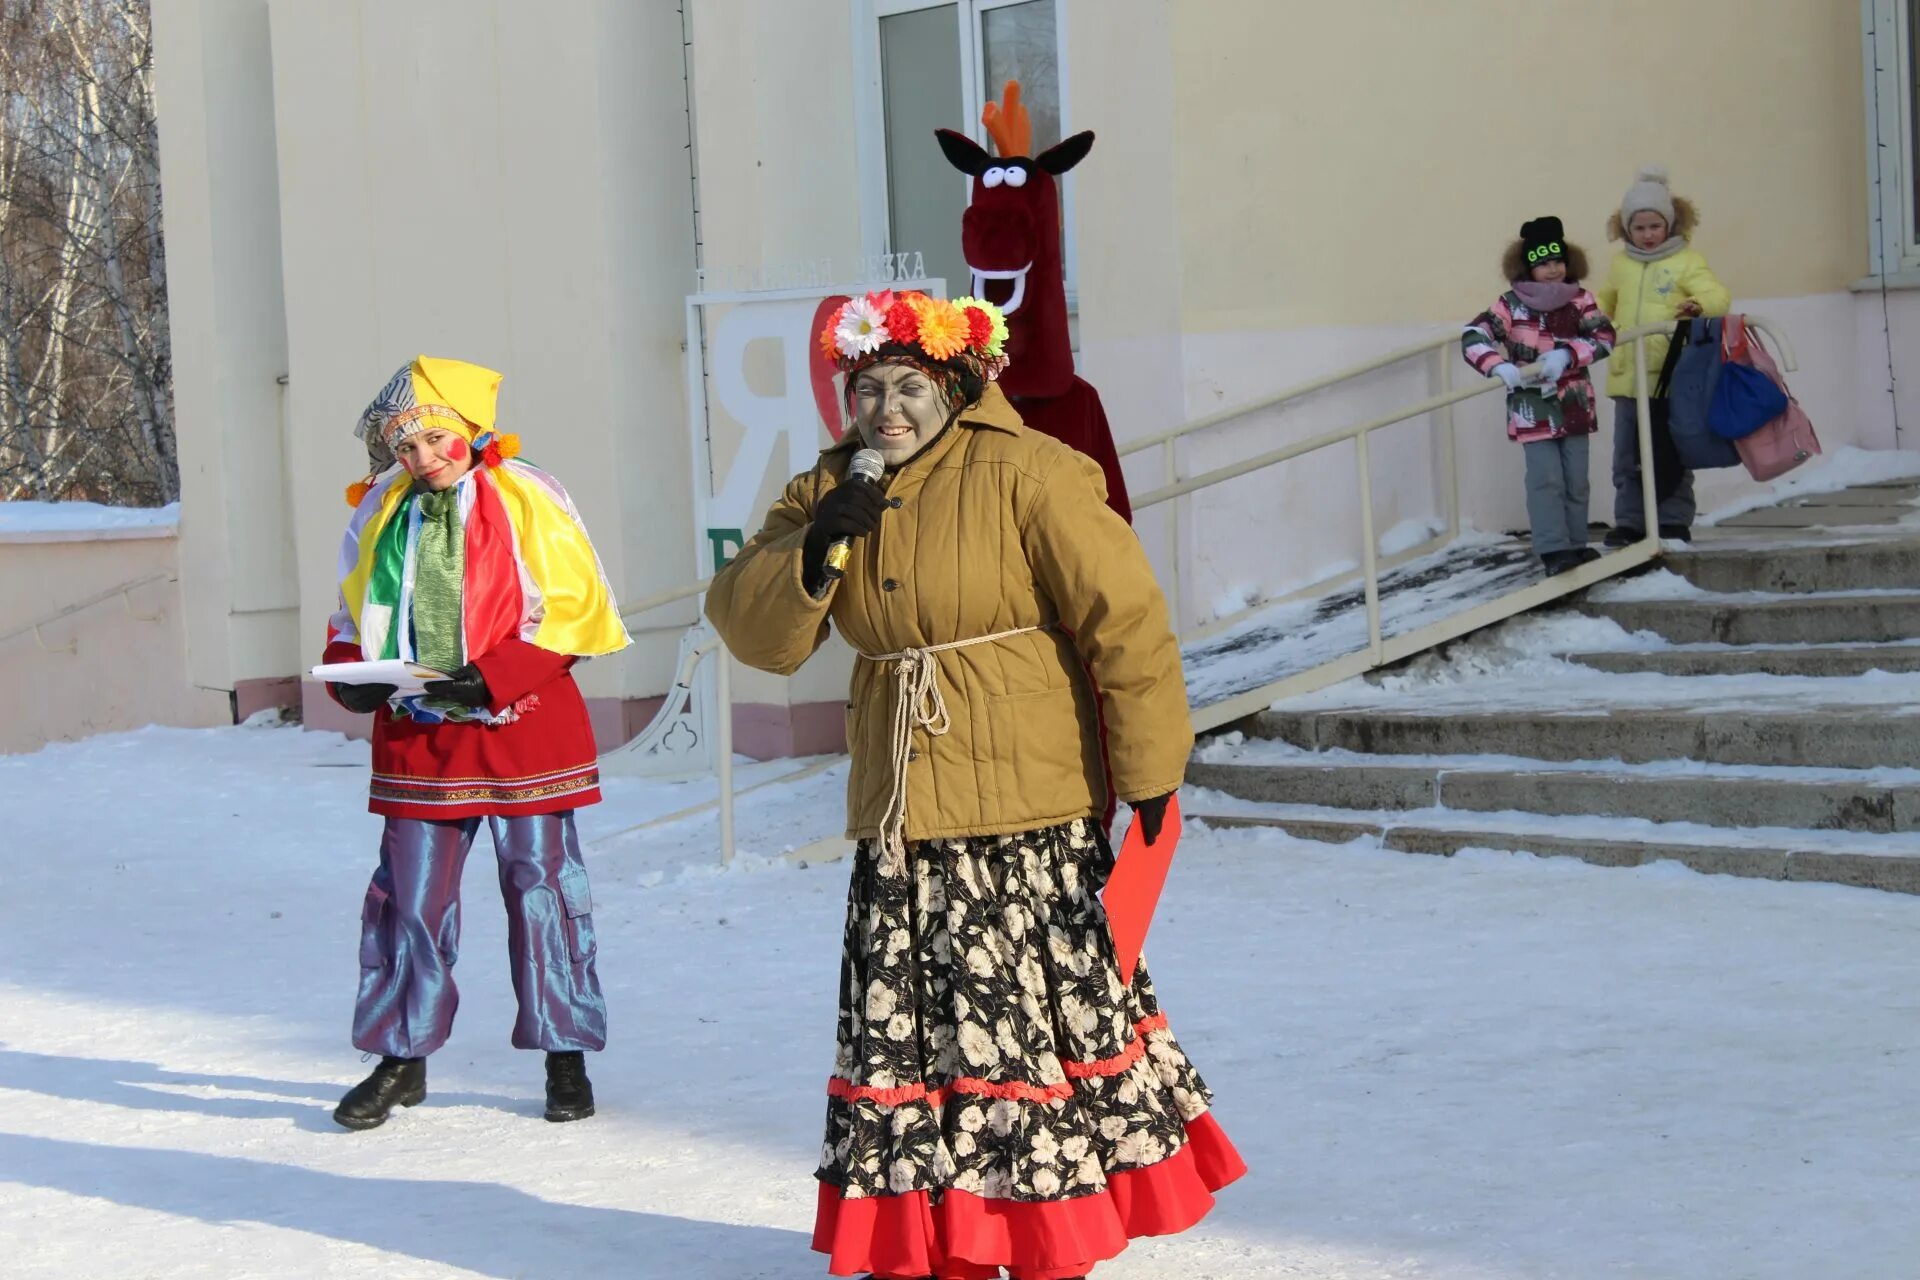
left=1595, top=246, right=1730, bottom=398
left=706, top=384, right=1192, bottom=844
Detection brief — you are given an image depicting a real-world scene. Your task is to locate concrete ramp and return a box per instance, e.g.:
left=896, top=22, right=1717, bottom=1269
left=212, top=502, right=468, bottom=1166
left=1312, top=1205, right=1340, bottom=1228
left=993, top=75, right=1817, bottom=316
left=1181, top=536, right=1553, bottom=732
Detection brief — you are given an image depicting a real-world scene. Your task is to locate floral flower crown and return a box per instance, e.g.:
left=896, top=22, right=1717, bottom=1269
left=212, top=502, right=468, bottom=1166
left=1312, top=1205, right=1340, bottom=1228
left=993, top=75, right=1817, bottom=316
left=818, top=290, right=1010, bottom=382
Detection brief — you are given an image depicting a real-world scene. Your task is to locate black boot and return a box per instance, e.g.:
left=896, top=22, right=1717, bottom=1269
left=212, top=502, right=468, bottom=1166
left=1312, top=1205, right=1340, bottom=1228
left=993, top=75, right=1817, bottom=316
left=1541, top=550, right=1578, bottom=577
left=1603, top=525, right=1642, bottom=548
left=1658, top=523, right=1692, bottom=542
left=1575, top=546, right=1602, bottom=565
left=545, top=1050, right=596, bottom=1122
left=333, top=1055, right=426, bottom=1131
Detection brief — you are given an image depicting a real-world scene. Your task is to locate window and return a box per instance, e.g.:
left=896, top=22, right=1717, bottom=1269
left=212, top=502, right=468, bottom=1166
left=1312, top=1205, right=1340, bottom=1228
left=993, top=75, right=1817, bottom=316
left=1864, top=0, right=1920, bottom=274
left=858, top=0, right=1069, bottom=297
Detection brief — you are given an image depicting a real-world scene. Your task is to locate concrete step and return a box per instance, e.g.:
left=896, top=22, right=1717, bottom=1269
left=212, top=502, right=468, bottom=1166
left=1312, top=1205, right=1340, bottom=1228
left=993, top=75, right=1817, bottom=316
left=1714, top=488, right=1919, bottom=530
left=1663, top=541, right=1920, bottom=594
left=1579, top=592, right=1920, bottom=645
left=1568, top=642, right=1920, bottom=677
left=1185, top=758, right=1920, bottom=833
left=1192, top=810, right=1920, bottom=895
left=1242, top=706, right=1920, bottom=770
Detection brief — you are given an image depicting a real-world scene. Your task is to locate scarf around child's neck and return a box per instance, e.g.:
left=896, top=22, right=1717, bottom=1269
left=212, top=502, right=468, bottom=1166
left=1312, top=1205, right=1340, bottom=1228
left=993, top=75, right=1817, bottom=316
left=1623, top=235, right=1689, bottom=263
left=1510, top=279, right=1582, bottom=311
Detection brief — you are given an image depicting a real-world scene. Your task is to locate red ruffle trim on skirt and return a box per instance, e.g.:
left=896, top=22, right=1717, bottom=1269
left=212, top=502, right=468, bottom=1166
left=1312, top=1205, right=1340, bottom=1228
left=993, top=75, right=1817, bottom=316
left=812, top=1112, right=1246, bottom=1280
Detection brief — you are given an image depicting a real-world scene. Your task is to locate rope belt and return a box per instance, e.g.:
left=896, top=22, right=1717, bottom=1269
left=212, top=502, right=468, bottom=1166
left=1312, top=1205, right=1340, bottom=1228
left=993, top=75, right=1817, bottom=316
left=858, top=624, right=1049, bottom=858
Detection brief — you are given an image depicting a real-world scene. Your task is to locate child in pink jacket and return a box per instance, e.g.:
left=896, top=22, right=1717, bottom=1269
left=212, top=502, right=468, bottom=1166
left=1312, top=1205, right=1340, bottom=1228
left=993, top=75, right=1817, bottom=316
left=1463, top=216, right=1618, bottom=576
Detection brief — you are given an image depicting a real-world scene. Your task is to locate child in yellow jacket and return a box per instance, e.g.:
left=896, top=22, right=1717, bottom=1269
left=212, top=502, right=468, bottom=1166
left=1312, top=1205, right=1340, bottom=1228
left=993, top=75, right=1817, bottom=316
left=1596, top=166, right=1730, bottom=544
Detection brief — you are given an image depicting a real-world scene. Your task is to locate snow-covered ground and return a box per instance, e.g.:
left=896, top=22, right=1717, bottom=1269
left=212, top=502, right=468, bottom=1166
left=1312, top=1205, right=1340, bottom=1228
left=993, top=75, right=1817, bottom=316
left=4, top=722, right=1919, bottom=1278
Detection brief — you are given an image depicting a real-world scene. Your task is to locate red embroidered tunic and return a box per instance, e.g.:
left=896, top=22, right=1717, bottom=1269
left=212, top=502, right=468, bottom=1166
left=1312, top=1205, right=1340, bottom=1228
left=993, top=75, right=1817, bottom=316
left=323, top=637, right=602, bottom=820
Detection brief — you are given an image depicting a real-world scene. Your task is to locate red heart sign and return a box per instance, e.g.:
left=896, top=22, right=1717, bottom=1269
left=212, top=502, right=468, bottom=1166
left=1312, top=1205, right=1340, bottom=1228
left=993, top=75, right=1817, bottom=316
left=810, top=295, right=851, bottom=442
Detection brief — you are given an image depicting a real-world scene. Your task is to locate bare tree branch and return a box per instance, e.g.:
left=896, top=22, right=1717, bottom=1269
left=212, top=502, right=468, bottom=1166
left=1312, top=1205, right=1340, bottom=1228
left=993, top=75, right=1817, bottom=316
left=0, top=0, right=173, bottom=505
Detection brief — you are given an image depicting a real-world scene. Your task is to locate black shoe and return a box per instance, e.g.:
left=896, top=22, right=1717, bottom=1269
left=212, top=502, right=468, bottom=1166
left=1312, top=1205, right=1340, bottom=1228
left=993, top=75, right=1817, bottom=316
left=1540, top=550, right=1576, bottom=577
left=545, top=1050, right=596, bottom=1122
left=334, top=1056, right=426, bottom=1131
left=1576, top=546, right=1602, bottom=565
left=1603, top=525, right=1643, bottom=549
left=1658, top=523, right=1693, bottom=542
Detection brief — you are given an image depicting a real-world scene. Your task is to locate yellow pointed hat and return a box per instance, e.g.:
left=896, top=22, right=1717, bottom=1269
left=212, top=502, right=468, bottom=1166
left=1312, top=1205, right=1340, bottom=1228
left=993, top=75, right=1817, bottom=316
left=347, top=356, right=517, bottom=506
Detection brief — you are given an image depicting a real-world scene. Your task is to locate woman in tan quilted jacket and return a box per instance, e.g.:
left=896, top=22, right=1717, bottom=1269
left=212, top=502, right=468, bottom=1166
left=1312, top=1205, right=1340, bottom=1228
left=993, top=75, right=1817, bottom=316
left=707, top=291, right=1242, bottom=1280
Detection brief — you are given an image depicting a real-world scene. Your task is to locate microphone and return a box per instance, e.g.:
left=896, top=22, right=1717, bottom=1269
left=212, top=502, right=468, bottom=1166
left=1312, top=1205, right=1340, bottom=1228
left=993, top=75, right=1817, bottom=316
left=822, top=448, right=886, bottom=583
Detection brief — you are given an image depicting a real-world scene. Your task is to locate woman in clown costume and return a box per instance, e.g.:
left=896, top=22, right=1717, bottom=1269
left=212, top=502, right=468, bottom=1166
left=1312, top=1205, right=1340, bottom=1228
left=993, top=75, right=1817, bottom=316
left=321, top=356, right=629, bottom=1131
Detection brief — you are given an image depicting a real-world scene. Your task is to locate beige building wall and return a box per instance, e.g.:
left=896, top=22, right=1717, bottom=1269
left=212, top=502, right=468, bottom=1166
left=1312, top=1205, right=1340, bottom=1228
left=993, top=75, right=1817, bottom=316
left=151, top=0, right=302, bottom=700
left=259, top=0, right=697, bottom=738
left=1069, top=0, right=1893, bottom=624
left=686, top=0, right=867, bottom=746
left=1166, top=0, right=1865, bottom=331
left=0, top=529, right=230, bottom=753
left=142, top=0, right=1912, bottom=760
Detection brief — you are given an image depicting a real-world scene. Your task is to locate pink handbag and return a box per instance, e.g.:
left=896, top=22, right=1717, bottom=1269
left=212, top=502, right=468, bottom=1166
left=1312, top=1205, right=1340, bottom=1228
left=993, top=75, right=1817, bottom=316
left=1726, top=316, right=1821, bottom=482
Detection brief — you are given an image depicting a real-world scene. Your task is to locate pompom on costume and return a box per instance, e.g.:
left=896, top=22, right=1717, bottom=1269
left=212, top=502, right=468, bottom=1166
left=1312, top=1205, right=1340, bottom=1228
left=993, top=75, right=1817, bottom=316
left=719, top=277, right=1244, bottom=1278
left=934, top=82, right=1132, bottom=524
left=321, top=356, right=628, bottom=1065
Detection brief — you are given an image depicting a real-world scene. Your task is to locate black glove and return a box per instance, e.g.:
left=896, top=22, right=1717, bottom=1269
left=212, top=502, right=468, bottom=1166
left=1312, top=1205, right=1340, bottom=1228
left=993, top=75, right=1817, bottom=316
left=422, top=663, right=493, bottom=709
left=801, top=480, right=889, bottom=592
left=332, top=682, right=396, bottom=715
left=1128, top=790, right=1176, bottom=847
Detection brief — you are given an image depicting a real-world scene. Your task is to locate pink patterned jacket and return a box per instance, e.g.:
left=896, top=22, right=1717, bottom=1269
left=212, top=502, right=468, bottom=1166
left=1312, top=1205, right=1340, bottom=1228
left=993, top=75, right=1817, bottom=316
left=1462, top=287, right=1616, bottom=442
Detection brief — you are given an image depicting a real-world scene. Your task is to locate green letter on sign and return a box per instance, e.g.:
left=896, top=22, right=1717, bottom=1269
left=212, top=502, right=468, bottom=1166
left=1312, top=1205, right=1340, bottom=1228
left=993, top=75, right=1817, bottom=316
left=707, top=527, right=745, bottom=572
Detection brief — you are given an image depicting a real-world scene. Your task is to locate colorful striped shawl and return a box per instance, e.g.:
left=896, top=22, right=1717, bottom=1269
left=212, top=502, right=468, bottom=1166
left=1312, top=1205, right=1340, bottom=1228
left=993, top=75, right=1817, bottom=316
left=327, top=459, right=629, bottom=686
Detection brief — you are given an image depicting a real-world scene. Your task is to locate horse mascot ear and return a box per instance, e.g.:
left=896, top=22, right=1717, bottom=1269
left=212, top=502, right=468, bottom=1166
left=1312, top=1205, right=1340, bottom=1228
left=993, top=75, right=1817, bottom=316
left=1035, top=130, right=1095, bottom=174
left=936, top=128, right=992, bottom=174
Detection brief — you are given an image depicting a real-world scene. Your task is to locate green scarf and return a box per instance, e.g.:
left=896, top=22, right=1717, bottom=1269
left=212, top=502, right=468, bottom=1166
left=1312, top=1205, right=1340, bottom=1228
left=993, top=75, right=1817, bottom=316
left=412, top=487, right=465, bottom=675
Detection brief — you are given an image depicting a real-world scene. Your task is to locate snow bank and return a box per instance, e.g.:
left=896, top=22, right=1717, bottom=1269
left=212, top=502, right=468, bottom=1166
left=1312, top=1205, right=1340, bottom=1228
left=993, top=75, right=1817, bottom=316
left=1701, top=445, right=1920, bottom=527
left=0, top=500, right=178, bottom=536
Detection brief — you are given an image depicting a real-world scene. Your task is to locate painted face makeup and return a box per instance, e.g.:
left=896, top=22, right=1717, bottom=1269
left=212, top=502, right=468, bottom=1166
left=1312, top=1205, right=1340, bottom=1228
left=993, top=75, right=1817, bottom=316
left=395, top=429, right=477, bottom=491
left=851, top=361, right=954, bottom=467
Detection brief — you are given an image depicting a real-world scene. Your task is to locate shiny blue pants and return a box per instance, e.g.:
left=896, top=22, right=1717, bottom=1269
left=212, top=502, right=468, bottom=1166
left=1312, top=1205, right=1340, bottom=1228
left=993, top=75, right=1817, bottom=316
left=352, top=812, right=607, bottom=1058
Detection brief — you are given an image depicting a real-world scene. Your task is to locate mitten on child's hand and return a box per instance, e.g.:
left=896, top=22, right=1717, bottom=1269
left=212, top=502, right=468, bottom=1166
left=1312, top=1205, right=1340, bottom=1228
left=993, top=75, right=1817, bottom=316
left=1535, top=349, right=1573, bottom=385
left=1491, top=362, right=1525, bottom=390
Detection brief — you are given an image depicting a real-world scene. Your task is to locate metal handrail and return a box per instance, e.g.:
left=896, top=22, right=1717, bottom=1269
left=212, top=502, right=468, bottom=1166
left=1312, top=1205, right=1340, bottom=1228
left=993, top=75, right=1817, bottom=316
left=620, top=576, right=709, bottom=624
left=1125, top=316, right=1796, bottom=476
left=1131, top=317, right=1796, bottom=512
left=1118, top=331, right=1455, bottom=458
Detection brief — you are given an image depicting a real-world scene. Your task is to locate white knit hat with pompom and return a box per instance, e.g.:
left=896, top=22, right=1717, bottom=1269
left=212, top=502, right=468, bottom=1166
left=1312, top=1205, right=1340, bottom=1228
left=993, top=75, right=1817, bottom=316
left=1620, top=165, right=1675, bottom=227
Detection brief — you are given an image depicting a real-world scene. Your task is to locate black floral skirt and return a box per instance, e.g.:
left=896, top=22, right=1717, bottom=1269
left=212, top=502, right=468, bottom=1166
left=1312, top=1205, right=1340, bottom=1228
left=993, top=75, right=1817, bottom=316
left=811, top=819, right=1244, bottom=1280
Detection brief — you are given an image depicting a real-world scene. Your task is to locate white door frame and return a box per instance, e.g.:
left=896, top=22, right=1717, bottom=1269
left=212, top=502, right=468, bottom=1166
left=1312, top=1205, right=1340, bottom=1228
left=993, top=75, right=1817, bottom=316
left=851, top=0, right=1075, bottom=295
